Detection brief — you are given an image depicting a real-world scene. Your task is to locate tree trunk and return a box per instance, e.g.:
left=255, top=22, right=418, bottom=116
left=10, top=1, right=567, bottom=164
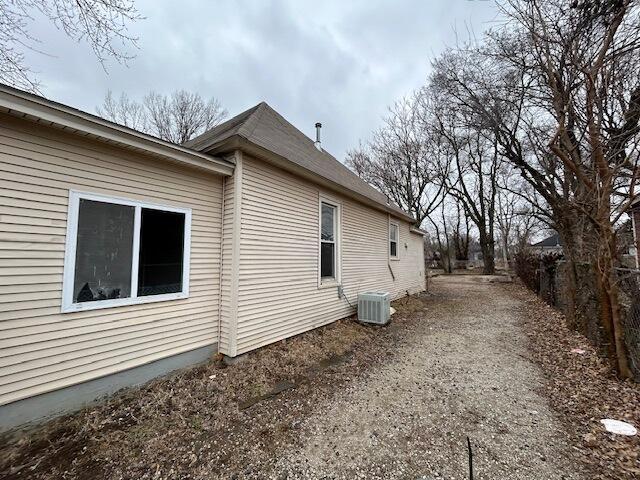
left=556, top=221, right=581, bottom=330
left=596, top=225, right=632, bottom=379
left=479, top=230, right=496, bottom=274
left=443, top=234, right=453, bottom=274
left=502, top=236, right=509, bottom=270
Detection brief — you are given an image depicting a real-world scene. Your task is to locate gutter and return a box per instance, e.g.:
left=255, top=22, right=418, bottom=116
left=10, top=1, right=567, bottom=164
left=0, top=83, right=234, bottom=176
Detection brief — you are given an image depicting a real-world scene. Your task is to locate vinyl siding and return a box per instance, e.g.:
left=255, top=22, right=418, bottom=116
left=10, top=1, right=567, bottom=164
left=0, top=114, right=223, bottom=406
left=234, top=155, right=425, bottom=355
left=217, top=151, right=243, bottom=356
left=218, top=175, right=234, bottom=355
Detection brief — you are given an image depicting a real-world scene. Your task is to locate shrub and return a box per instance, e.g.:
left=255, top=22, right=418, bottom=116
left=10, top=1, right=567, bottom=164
left=514, top=250, right=564, bottom=295
left=514, top=250, right=540, bottom=292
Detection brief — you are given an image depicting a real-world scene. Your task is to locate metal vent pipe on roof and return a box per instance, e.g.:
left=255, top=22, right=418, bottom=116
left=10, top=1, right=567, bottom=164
left=314, top=122, right=322, bottom=151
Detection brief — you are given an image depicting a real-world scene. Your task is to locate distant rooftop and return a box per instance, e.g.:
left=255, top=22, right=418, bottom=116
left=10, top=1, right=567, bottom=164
left=532, top=233, right=562, bottom=247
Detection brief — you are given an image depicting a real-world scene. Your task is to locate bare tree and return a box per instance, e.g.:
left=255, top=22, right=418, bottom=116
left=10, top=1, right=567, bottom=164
left=452, top=201, right=471, bottom=264
left=512, top=210, right=543, bottom=253
left=1, top=0, right=141, bottom=91
left=98, top=91, right=145, bottom=130
left=427, top=82, right=501, bottom=275
left=495, top=0, right=640, bottom=378
left=97, top=90, right=227, bottom=144
left=426, top=199, right=456, bottom=274
left=495, top=164, right=532, bottom=268
left=346, top=94, right=448, bottom=227
left=429, top=40, right=596, bottom=326
left=496, top=188, right=516, bottom=269
left=434, top=0, right=640, bottom=376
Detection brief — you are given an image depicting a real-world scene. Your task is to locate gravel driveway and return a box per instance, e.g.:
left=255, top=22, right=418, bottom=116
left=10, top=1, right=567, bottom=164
left=2, top=275, right=587, bottom=480
left=272, top=275, right=585, bottom=479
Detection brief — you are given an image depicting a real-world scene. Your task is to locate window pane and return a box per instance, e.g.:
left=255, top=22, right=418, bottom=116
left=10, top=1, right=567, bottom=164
left=321, top=203, right=334, bottom=241
left=138, top=208, right=185, bottom=296
left=390, top=241, right=398, bottom=257
left=74, top=199, right=134, bottom=303
left=320, top=242, right=335, bottom=278
left=390, top=224, right=398, bottom=242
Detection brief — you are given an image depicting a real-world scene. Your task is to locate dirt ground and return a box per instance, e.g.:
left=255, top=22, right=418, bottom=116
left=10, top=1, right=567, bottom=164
left=1, top=274, right=634, bottom=479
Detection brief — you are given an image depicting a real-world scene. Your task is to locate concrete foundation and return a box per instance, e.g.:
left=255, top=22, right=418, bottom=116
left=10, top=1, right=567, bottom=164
left=0, top=343, right=217, bottom=433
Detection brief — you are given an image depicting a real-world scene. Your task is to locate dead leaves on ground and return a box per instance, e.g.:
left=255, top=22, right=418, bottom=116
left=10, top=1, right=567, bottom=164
left=508, top=283, right=640, bottom=479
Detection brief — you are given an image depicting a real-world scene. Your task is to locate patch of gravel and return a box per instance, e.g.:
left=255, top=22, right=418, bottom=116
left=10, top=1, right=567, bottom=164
left=271, top=275, right=586, bottom=479
left=0, top=275, right=589, bottom=479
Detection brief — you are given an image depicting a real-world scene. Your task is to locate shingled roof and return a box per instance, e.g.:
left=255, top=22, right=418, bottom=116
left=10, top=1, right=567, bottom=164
left=532, top=232, right=562, bottom=247
left=186, top=102, right=415, bottom=222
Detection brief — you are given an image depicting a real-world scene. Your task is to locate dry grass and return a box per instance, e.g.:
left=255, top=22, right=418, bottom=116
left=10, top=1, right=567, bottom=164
left=5, top=280, right=635, bottom=479
left=0, top=294, right=430, bottom=480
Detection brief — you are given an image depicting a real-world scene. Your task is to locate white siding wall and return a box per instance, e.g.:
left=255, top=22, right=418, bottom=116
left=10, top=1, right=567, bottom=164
left=234, top=155, right=425, bottom=355
left=0, top=114, right=223, bottom=406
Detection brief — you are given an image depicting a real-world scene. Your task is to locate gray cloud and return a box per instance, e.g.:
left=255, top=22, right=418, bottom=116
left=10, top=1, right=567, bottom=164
left=23, top=0, right=499, bottom=160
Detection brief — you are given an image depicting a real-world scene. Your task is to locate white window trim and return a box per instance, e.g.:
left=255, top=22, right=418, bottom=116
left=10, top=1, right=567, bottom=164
left=62, top=190, right=192, bottom=313
left=389, top=220, right=400, bottom=261
left=318, top=195, right=341, bottom=289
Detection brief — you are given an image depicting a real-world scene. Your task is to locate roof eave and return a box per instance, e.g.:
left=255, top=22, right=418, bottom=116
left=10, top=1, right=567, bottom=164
left=0, top=84, right=234, bottom=176
left=207, top=135, right=416, bottom=223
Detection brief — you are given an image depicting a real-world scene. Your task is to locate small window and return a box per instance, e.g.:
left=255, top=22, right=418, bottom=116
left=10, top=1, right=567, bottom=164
left=320, top=202, right=337, bottom=279
left=63, top=191, right=191, bottom=312
left=390, top=222, right=399, bottom=258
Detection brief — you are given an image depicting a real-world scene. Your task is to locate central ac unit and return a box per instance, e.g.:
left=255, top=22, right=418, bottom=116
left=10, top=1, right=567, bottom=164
left=357, top=291, right=391, bottom=325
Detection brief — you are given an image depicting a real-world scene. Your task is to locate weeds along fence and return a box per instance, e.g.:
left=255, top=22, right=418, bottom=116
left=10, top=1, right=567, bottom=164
left=515, top=251, right=640, bottom=380
left=618, top=269, right=640, bottom=379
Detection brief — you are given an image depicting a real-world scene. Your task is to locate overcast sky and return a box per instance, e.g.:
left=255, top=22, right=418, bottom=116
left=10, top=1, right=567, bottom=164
left=24, top=0, right=500, bottom=160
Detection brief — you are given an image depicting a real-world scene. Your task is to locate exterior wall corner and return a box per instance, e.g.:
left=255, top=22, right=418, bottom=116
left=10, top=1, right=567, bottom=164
left=219, top=150, right=243, bottom=357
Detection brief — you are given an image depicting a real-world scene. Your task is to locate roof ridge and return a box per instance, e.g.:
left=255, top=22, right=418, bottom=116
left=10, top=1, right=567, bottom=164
left=183, top=102, right=264, bottom=149
left=188, top=101, right=415, bottom=223
left=241, top=102, right=269, bottom=139
left=249, top=107, right=401, bottom=208
left=260, top=103, right=318, bottom=148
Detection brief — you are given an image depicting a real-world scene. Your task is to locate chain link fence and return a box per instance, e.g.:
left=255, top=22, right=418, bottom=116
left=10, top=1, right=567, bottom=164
left=532, top=257, right=640, bottom=380
left=617, top=268, right=640, bottom=379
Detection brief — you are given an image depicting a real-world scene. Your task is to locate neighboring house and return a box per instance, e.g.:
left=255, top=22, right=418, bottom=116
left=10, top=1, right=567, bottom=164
left=530, top=225, right=638, bottom=267
left=530, top=233, right=563, bottom=255
left=615, top=219, right=638, bottom=268
left=0, top=85, right=425, bottom=430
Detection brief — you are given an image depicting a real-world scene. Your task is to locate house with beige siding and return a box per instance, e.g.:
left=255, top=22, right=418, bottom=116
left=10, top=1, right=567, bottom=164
left=0, top=84, right=425, bottom=430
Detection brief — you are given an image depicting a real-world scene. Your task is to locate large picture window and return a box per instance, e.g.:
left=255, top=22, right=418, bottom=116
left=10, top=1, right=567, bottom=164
left=62, top=191, right=191, bottom=312
left=319, top=199, right=340, bottom=284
